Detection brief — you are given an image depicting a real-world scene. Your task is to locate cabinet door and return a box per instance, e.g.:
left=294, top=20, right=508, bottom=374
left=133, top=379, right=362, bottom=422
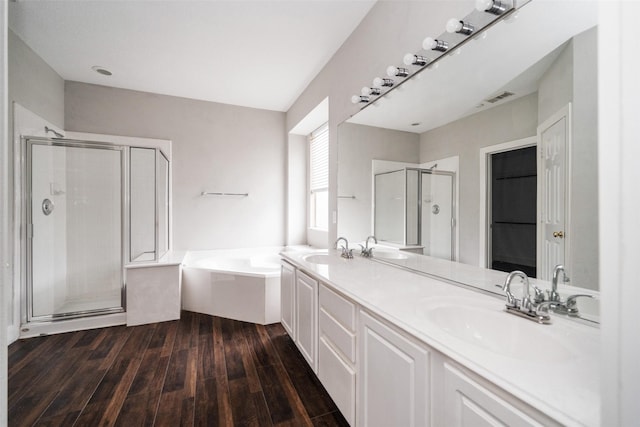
left=319, top=337, right=356, bottom=426
left=358, top=310, right=430, bottom=427
left=280, top=261, right=295, bottom=338
left=443, top=363, right=560, bottom=427
left=295, top=270, right=318, bottom=372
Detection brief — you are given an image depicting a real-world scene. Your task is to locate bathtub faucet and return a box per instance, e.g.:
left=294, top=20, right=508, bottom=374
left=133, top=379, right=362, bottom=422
left=334, top=237, right=353, bottom=259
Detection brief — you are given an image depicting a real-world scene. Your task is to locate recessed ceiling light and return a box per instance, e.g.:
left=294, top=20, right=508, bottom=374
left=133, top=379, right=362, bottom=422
left=91, top=66, right=112, bottom=76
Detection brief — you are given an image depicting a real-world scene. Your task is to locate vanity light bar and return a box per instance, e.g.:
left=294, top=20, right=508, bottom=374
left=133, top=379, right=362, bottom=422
left=351, top=0, right=515, bottom=108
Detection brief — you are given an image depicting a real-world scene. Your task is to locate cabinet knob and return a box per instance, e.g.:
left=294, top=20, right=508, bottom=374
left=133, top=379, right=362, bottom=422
left=553, top=231, right=564, bottom=238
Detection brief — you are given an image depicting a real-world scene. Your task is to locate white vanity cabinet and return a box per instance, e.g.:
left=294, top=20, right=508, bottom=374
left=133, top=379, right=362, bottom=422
left=441, top=362, right=561, bottom=427
left=318, top=284, right=357, bottom=426
left=280, top=260, right=296, bottom=337
left=295, top=270, right=318, bottom=372
left=358, top=310, right=430, bottom=427
left=280, top=254, right=580, bottom=427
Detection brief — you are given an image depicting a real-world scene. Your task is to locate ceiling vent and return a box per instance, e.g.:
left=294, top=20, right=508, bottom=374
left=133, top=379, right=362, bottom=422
left=485, top=91, right=515, bottom=103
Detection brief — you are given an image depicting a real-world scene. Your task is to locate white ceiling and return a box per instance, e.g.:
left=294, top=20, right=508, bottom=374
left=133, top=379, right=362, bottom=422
left=8, top=0, right=376, bottom=112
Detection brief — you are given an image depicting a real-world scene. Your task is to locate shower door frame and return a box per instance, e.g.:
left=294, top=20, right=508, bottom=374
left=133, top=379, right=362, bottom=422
left=24, top=137, right=127, bottom=322
left=418, top=169, right=457, bottom=261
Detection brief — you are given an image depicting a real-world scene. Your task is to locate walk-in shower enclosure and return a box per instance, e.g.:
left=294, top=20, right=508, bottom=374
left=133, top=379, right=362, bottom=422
left=23, top=137, right=170, bottom=322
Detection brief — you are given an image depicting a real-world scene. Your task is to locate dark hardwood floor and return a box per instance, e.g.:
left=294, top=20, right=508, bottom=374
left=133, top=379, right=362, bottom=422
left=8, top=311, right=349, bottom=427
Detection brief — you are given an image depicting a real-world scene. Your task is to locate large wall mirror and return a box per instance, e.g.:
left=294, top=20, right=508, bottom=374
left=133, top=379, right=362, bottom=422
left=337, top=1, right=599, bottom=297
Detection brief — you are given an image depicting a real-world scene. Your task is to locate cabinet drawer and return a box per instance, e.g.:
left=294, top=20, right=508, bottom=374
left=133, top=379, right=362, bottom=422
left=319, top=284, right=356, bottom=332
left=320, top=308, right=356, bottom=363
left=319, top=337, right=356, bottom=426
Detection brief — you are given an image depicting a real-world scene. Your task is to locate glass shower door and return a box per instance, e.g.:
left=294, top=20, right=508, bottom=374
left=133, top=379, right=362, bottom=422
left=421, top=171, right=455, bottom=261
left=28, top=139, right=124, bottom=321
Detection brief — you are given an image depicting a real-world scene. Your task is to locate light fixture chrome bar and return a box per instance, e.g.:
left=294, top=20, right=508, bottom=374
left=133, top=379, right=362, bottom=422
left=387, top=66, right=409, bottom=78
left=446, top=18, right=475, bottom=35
left=404, top=54, right=429, bottom=67
left=373, top=77, right=394, bottom=88
left=476, top=0, right=510, bottom=15
left=362, top=86, right=382, bottom=96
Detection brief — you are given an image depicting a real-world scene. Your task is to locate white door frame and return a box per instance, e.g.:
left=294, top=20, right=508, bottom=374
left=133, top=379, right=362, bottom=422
left=478, top=136, right=537, bottom=269
left=536, top=103, right=572, bottom=281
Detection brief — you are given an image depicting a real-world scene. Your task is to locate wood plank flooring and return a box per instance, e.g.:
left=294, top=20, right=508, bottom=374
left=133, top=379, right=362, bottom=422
left=8, top=311, right=349, bottom=427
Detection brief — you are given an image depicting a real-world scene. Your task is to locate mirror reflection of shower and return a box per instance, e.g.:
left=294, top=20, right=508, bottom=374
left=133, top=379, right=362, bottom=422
left=373, top=161, right=456, bottom=261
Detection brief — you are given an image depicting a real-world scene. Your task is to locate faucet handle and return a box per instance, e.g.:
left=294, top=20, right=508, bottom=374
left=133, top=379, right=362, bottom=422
left=532, top=285, right=545, bottom=303
left=565, top=294, right=593, bottom=316
left=358, top=244, right=372, bottom=257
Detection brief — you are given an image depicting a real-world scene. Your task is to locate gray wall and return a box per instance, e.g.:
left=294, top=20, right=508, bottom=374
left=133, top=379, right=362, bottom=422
left=7, top=30, right=65, bottom=342
left=65, top=81, right=286, bottom=250
left=420, top=93, right=539, bottom=266
left=338, top=123, right=420, bottom=243
left=8, top=30, right=65, bottom=129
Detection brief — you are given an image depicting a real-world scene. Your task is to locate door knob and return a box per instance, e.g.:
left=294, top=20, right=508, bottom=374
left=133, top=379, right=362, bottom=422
left=553, top=231, right=564, bottom=238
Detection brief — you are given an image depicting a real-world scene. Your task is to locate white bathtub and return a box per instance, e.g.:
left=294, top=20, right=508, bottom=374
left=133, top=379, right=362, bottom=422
left=181, top=247, right=282, bottom=325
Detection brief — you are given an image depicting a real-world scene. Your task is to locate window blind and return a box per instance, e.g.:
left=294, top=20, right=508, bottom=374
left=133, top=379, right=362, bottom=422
left=309, top=123, right=328, bottom=192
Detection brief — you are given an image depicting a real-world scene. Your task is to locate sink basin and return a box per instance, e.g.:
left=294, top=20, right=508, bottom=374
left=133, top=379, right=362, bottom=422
left=420, top=298, right=576, bottom=363
left=302, top=254, right=333, bottom=265
left=373, top=250, right=409, bottom=260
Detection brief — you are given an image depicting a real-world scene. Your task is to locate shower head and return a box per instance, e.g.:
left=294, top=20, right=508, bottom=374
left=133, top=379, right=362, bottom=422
left=44, top=126, right=64, bottom=138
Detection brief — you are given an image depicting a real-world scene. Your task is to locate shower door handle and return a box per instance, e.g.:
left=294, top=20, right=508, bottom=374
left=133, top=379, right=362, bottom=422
left=42, top=198, right=55, bottom=216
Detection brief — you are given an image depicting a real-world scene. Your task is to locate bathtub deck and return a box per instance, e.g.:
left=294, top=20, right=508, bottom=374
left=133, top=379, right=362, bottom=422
left=8, top=311, right=348, bottom=426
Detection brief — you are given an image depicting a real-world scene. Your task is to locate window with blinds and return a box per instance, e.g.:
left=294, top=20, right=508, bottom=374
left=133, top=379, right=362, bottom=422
left=309, top=123, right=328, bottom=230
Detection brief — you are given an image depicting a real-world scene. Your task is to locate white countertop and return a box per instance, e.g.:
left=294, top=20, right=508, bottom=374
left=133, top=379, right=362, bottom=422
left=281, top=248, right=600, bottom=427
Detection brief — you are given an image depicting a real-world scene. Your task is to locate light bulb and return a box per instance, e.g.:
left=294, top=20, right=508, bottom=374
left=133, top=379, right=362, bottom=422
left=362, top=86, right=381, bottom=96
left=373, top=77, right=394, bottom=88
left=422, top=37, right=437, bottom=50
left=446, top=18, right=463, bottom=33
left=423, top=37, right=448, bottom=52
left=475, top=0, right=493, bottom=11
left=403, top=53, right=416, bottom=66
left=386, top=66, right=398, bottom=77
left=351, top=94, right=369, bottom=104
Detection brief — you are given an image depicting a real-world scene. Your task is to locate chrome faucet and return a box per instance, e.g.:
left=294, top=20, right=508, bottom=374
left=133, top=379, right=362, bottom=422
left=359, top=235, right=377, bottom=257
left=546, top=265, right=591, bottom=316
left=334, top=237, right=353, bottom=259
left=550, top=264, right=569, bottom=302
left=502, top=270, right=551, bottom=324
left=502, top=270, right=522, bottom=308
